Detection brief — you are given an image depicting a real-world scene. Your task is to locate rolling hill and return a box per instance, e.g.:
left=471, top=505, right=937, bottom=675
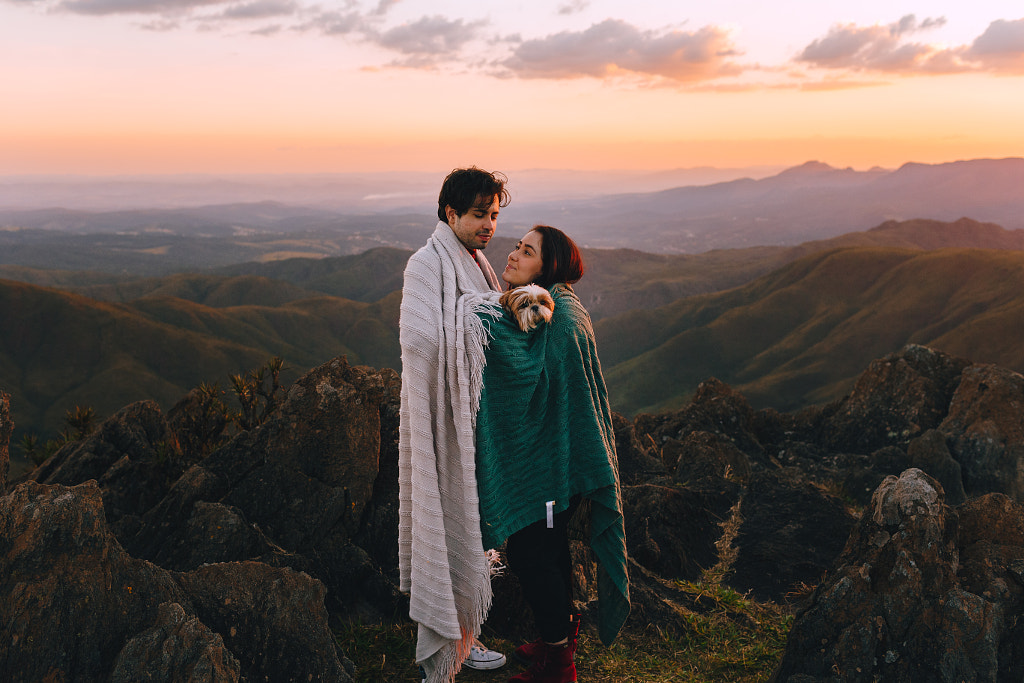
left=0, top=279, right=400, bottom=443
left=18, top=217, right=1014, bottom=325
left=4, top=216, right=1024, bottom=453
left=598, top=247, right=1024, bottom=415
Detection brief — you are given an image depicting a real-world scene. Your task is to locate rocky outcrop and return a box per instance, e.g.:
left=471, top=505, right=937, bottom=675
left=729, top=470, right=856, bottom=602
left=0, top=480, right=353, bottom=683
left=773, top=469, right=1024, bottom=682
left=821, top=344, right=971, bottom=453
left=110, top=602, right=241, bottom=683
left=9, top=342, right=1024, bottom=678
left=940, top=362, right=1024, bottom=499
left=0, top=390, right=10, bottom=490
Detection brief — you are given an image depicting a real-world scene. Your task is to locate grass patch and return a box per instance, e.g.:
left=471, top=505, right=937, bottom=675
left=335, top=588, right=792, bottom=683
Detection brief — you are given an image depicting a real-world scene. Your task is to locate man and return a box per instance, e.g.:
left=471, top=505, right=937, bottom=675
left=398, top=167, right=510, bottom=682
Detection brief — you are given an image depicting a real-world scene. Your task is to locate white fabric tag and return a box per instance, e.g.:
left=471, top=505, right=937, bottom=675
left=546, top=500, right=555, bottom=528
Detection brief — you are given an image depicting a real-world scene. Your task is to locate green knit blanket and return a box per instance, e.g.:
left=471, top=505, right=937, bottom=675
left=475, top=283, right=630, bottom=646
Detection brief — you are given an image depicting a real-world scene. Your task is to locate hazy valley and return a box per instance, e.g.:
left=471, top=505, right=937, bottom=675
left=3, top=158, right=1024, bottom=476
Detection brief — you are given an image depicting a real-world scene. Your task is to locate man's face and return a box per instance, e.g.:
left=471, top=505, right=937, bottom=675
left=447, top=194, right=499, bottom=250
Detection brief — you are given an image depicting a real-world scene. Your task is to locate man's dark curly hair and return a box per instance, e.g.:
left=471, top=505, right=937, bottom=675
left=437, top=167, right=510, bottom=222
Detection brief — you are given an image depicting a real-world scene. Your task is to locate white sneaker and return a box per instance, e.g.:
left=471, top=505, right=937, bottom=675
left=463, top=642, right=507, bottom=670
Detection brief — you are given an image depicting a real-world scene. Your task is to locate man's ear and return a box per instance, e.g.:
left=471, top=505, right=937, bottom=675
left=445, top=205, right=458, bottom=225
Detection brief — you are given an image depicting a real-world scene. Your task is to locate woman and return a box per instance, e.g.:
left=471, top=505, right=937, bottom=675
left=474, top=225, right=630, bottom=683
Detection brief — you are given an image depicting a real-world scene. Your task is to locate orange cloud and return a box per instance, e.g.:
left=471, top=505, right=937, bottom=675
left=499, top=19, right=743, bottom=83
left=796, top=15, right=1024, bottom=76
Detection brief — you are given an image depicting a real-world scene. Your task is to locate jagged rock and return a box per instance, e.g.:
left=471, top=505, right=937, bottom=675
left=940, top=363, right=1024, bottom=500
left=729, top=470, right=857, bottom=602
left=613, top=412, right=667, bottom=485
left=178, top=561, right=354, bottom=682
left=202, top=358, right=387, bottom=547
left=158, top=500, right=299, bottom=572
left=908, top=429, right=966, bottom=505
left=123, top=358, right=406, bottom=622
left=1, top=480, right=188, bottom=681
left=31, top=400, right=181, bottom=522
left=0, top=480, right=354, bottom=682
left=839, top=446, right=911, bottom=506
left=110, top=601, right=241, bottom=683
left=121, top=463, right=228, bottom=557
left=621, top=480, right=739, bottom=580
left=1, top=390, right=11, bottom=490
left=822, top=344, right=970, bottom=453
left=351, top=367, right=403, bottom=580
left=641, top=378, right=767, bottom=465
left=670, top=430, right=752, bottom=486
left=773, top=468, right=1024, bottom=682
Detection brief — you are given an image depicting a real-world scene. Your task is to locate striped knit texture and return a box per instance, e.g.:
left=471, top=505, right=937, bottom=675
left=398, top=221, right=502, bottom=682
left=475, top=283, right=631, bottom=647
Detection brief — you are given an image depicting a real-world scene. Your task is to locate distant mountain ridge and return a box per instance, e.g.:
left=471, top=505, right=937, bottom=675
left=3, top=216, right=1024, bottom=452
left=529, top=157, right=1024, bottom=252
left=2, top=159, right=1022, bottom=272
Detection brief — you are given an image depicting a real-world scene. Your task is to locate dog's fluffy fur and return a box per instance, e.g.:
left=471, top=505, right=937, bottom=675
left=499, top=284, right=555, bottom=332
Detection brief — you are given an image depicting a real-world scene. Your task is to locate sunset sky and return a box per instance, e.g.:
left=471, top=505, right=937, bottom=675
left=2, top=0, right=1024, bottom=175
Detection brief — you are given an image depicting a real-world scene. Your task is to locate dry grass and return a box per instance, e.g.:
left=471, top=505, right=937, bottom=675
left=336, top=586, right=793, bottom=683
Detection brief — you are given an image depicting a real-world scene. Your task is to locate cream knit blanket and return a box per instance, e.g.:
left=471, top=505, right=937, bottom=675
left=398, top=221, right=502, bottom=682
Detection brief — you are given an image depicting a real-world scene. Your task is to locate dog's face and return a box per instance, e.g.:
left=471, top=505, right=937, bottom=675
left=499, top=284, right=555, bottom=332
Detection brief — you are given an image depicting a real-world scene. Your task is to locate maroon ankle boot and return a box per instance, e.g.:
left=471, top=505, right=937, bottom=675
left=513, top=614, right=581, bottom=665
left=508, top=641, right=576, bottom=683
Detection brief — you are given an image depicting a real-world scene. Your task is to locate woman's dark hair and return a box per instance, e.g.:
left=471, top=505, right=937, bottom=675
left=530, top=224, right=584, bottom=288
left=437, top=167, right=510, bottom=222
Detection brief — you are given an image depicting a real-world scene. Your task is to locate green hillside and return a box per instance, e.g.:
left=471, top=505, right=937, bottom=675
left=0, top=279, right=400, bottom=443
left=599, top=247, right=1024, bottom=415
left=5, top=217, right=1024, bottom=453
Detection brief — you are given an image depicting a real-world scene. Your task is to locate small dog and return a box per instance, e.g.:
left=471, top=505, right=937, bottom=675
left=499, top=284, right=555, bottom=332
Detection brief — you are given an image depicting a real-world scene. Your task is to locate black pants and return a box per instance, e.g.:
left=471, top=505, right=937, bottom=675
left=505, top=497, right=579, bottom=643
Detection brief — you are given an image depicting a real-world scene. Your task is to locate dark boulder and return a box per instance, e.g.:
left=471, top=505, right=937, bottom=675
left=940, top=363, right=1024, bottom=500
left=670, top=430, right=752, bottom=486
left=908, top=429, right=966, bottom=506
left=641, top=378, right=767, bottom=466
left=178, top=561, right=355, bottom=682
left=622, top=480, right=739, bottom=580
left=613, top=411, right=667, bottom=485
left=30, top=399, right=181, bottom=522
left=130, top=358, right=406, bottom=622
left=1, top=390, right=10, bottom=490
left=821, top=344, right=970, bottom=454
left=1, top=481, right=185, bottom=681
left=729, top=470, right=857, bottom=602
left=110, top=601, right=242, bottom=683
left=0, top=480, right=354, bottom=682
left=774, top=468, right=1024, bottom=682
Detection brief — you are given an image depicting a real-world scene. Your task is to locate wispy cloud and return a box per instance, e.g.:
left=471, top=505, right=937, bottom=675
left=795, top=14, right=949, bottom=72
left=557, top=0, right=588, bottom=16
left=57, top=0, right=229, bottom=15
left=966, top=18, right=1024, bottom=72
left=298, top=8, right=363, bottom=36
left=372, top=15, right=486, bottom=61
left=796, top=14, right=1024, bottom=76
left=500, top=19, right=742, bottom=82
left=217, top=0, right=295, bottom=20
left=369, top=0, right=399, bottom=16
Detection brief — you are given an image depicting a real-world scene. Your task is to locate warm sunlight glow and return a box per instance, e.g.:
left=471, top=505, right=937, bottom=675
left=2, top=1, right=1023, bottom=174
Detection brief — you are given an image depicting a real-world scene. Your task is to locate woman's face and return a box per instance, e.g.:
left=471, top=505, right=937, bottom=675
left=503, top=230, right=544, bottom=287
